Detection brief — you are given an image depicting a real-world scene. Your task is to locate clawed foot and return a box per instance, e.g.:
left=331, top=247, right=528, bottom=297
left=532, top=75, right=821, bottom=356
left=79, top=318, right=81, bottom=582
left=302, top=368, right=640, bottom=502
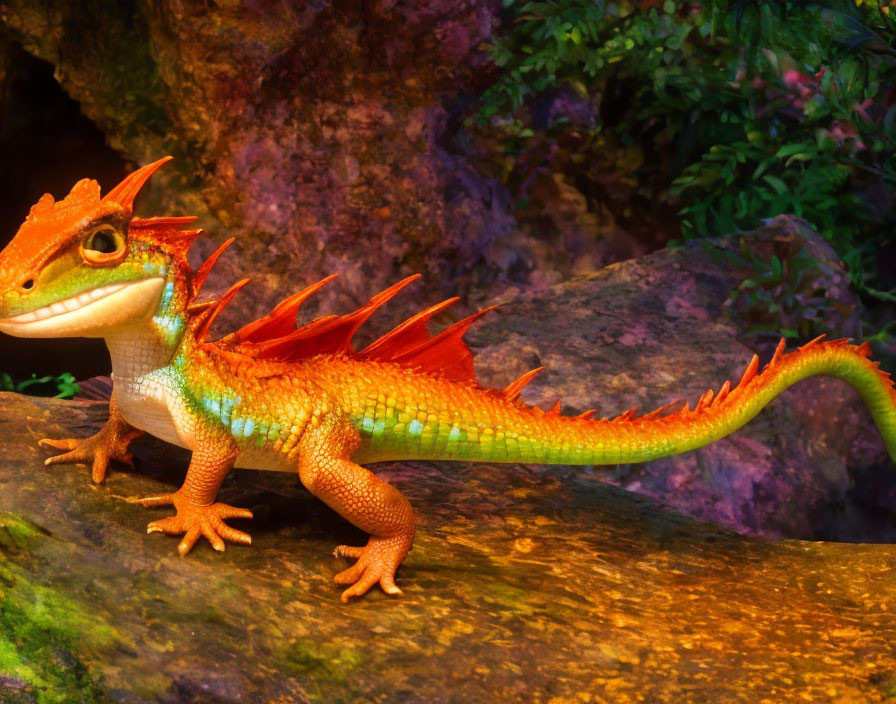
left=334, top=533, right=412, bottom=602
left=141, top=490, right=253, bottom=556
left=40, top=432, right=137, bottom=484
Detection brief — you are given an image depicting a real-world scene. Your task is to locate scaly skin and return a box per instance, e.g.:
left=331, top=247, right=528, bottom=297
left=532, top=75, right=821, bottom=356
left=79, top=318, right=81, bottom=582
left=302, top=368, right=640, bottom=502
left=0, top=159, right=894, bottom=602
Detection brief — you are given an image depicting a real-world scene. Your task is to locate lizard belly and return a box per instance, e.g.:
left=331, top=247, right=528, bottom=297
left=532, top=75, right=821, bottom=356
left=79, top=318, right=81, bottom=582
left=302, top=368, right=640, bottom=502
left=116, top=375, right=295, bottom=471
left=115, top=375, right=192, bottom=449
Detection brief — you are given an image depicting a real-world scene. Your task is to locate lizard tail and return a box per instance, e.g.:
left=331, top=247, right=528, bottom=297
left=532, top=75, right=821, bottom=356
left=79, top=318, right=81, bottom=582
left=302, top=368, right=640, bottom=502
left=354, top=336, right=896, bottom=467
left=564, top=335, right=896, bottom=465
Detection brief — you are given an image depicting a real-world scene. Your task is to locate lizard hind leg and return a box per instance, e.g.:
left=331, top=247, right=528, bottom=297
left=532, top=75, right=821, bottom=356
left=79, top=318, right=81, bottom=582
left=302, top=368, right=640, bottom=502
left=297, top=418, right=415, bottom=603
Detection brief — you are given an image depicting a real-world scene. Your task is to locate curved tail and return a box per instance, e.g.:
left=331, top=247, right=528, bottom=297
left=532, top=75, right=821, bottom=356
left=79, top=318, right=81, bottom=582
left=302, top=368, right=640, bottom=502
left=566, top=336, right=896, bottom=465
left=353, top=336, right=896, bottom=467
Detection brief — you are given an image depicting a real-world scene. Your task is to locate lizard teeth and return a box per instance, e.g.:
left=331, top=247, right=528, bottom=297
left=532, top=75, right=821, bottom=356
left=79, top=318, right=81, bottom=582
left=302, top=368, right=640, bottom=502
left=7, top=282, right=131, bottom=323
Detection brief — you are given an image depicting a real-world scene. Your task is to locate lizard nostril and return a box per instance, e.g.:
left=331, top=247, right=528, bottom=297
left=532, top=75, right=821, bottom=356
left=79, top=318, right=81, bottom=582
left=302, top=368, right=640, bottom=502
left=21, top=279, right=34, bottom=290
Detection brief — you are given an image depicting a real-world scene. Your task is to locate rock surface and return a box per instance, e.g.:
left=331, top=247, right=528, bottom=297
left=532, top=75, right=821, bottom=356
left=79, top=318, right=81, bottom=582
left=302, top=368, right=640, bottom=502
left=1, top=392, right=896, bottom=704
left=0, top=0, right=522, bottom=324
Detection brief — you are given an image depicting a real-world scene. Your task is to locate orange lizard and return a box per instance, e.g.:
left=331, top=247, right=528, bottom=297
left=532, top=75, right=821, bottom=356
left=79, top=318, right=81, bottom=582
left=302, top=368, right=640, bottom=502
left=0, top=158, right=894, bottom=601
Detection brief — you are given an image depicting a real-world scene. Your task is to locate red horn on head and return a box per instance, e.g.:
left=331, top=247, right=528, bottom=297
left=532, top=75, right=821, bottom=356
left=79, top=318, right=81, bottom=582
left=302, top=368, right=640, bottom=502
left=102, top=156, right=173, bottom=211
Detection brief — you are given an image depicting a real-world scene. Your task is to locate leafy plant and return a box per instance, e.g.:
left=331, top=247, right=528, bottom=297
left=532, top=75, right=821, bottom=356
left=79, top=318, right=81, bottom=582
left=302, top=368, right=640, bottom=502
left=478, top=0, right=896, bottom=302
left=721, top=241, right=858, bottom=341
left=0, top=373, right=79, bottom=399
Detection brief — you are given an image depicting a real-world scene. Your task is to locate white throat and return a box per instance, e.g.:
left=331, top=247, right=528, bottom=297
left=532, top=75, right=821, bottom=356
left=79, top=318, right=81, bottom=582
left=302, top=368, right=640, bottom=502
left=106, top=327, right=178, bottom=382
left=104, top=282, right=190, bottom=449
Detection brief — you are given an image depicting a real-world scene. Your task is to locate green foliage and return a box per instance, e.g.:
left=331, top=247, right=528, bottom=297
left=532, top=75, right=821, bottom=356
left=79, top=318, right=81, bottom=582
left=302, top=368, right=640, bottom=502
left=0, top=373, right=79, bottom=399
left=720, top=241, right=856, bottom=340
left=479, top=0, right=896, bottom=299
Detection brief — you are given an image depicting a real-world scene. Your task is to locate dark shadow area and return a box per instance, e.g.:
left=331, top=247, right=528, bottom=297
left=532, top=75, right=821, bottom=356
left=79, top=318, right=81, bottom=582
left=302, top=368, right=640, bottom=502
left=810, top=460, right=896, bottom=543
left=0, top=40, right=127, bottom=379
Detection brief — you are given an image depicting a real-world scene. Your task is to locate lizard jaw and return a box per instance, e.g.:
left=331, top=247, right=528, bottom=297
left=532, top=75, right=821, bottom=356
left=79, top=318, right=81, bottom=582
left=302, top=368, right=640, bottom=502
left=0, top=278, right=166, bottom=338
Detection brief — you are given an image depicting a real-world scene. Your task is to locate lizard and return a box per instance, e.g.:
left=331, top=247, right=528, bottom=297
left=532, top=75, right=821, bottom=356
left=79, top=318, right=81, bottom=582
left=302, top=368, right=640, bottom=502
left=0, top=158, right=894, bottom=602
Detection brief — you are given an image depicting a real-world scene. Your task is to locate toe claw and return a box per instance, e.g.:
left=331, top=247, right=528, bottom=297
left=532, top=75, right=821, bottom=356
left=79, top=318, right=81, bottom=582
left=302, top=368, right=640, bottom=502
left=220, top=506, right=253, bottom=520
left=178, top=527, right=202, bottom=556
left=147, top=516, right=180, bottom=534
left=335, top=545, right=364, bottom=559
left=39, top=438, right=78, bottom=451
left=216, top=523, right=252, bottom=545
left=201, top=525, right=226, bottom=552
left=380, top=574, right=403, bottom=596
left=91, top=456, right=110, bottom=484
left=44, top=449, right=83, bottom=466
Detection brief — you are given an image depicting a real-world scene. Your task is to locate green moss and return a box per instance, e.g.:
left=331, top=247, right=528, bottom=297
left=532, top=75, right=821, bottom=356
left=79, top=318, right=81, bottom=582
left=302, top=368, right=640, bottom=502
left=0, top=513, right=42, bottom=551
left=0, top=517, right=117, bottom=704
left=119, top=671, right=173, bottom=703
left=278, top=638, right=363, bottom=683
left=199, top=608, right=226, bottom=625
left=277, top=584, right=303, bottom=603
left=213, top=576, right=243, bottom=602
left=480, top=580, right=537, bottom=614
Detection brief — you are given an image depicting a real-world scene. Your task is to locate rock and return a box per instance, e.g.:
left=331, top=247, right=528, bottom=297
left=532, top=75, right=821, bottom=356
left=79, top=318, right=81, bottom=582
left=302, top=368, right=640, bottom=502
left=2, top=392, right=896, bottom=703
left=468, top=215, right=891, bottom=541
left=0, top=0, right=521, bottom=325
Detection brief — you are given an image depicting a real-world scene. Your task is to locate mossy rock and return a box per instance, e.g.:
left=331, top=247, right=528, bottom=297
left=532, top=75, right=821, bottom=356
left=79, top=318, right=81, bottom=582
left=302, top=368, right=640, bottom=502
left=0, top=392, right=895, bottom=702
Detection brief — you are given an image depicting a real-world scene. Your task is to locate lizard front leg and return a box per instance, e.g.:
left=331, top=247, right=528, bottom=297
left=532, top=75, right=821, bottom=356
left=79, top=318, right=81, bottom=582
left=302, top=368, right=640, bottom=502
left=40, top=392, right=143, bottom=483
left=141, top=432, right=253, bottom=555
left=298, top=417, right=415, bottom=602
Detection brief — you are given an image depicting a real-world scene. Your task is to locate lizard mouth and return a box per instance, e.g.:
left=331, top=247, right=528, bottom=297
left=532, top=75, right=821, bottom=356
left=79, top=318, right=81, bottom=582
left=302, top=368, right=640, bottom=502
left=3, top=282, right=133, bottom=324
left=0, top=278, right=166, bottom=338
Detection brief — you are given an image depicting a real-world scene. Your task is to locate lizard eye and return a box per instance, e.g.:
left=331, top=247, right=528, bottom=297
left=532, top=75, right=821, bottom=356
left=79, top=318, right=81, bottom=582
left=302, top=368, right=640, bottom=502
left=82, top=225, right=126, bottom=264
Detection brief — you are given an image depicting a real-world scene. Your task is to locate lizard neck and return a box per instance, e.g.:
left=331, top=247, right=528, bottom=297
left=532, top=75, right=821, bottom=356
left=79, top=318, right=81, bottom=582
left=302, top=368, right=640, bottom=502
left=105, top=256, right=191, bottom=382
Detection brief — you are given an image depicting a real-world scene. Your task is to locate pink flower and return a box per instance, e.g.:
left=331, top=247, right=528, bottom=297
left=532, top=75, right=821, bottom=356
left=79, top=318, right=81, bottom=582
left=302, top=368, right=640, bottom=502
left=783, top=69, right=811, bottom=87
left=854, top=98, right=874, bottom=123
left=825, top=120, right=866, bottom=151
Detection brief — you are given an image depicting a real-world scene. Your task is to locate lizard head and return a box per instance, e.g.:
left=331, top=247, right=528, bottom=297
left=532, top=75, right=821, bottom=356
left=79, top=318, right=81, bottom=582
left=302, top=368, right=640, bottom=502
left=0, top=157, right=196, bottom=339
